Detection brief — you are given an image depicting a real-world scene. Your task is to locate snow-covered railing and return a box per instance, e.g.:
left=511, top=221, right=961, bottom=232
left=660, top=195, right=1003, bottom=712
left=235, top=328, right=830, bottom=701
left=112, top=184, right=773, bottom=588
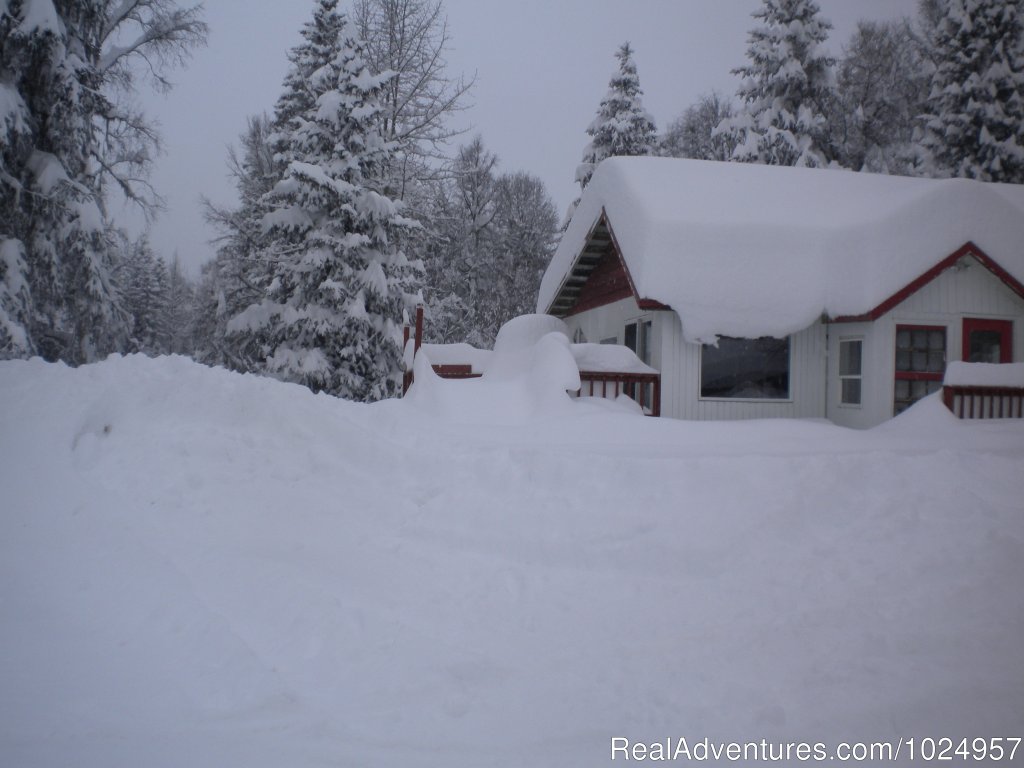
left=571, top=343, right=661, bottom=416
left=576, top=371, right=661, bottom=417
left=942, top=362, right=1024, bottom=419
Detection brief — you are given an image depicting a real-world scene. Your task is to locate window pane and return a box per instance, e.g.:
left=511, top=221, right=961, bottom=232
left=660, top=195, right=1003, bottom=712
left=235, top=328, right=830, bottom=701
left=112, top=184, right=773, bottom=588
left=896, top=329, right=911, bottom=349
left=701, top=336, right=790, bottom=399
left=894, top=379, right=910, bottom=400
left=896, top=350, right=911, bottom=371
left=624, top=323, right=637, bottom=353
left=968, top=330, right=1002, bottom=363
left=913, top=330, right=928, bottom=349
left=927, top=350, right=944, bottom=371
left=841, top=378, right=861, bottom=405
left=639, top=321, right=652, bottom=365
left=928, top=330, right=944, bottom=350
left=839, top=340, right=862, bottom=376
left=912, top=350, right=927, bottom=370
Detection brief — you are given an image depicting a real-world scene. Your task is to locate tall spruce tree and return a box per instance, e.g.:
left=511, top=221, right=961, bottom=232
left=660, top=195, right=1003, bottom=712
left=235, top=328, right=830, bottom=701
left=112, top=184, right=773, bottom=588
left=718, top=0, right=837, bottom=167
left=920, top=0, right=1024, bottom=182
left=576, top=42, right=657, bottom=193
left=228, top=0, right=419, bottom=401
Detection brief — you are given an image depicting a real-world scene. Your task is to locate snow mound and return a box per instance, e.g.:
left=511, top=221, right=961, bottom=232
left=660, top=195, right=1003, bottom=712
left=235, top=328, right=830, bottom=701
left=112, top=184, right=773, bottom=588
left=404, top=315, right=583, bottom=424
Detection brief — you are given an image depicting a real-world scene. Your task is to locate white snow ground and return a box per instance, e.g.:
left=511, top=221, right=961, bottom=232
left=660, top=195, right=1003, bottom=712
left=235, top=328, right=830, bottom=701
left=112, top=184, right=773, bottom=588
left=2, top=353, right=1023, bottom=767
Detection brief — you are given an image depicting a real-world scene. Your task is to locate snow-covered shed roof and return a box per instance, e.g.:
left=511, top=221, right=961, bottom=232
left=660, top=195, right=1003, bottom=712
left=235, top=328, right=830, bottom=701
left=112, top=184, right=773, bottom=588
left=538, top=157, right=1024, bottom=343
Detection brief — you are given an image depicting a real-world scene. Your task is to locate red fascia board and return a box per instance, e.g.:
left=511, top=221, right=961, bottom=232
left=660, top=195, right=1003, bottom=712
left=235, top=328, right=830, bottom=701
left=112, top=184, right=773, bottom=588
left=831, top=242, right=1024, bottom=323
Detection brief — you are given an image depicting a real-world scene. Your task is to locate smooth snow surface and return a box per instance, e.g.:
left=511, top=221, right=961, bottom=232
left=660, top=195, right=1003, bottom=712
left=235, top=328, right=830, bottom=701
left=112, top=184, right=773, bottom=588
left=539, top=157, right=1024, bottom=342
left=572, top=342, right=657, bottom=374
left=2, top=355, right=1023, bottom=767
left=944, top=361, right=1024, bottom=388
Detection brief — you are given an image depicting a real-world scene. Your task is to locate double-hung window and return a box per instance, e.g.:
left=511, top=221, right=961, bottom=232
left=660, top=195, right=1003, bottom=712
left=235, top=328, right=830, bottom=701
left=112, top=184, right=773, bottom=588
left=839, top=339, right=863, bottom=406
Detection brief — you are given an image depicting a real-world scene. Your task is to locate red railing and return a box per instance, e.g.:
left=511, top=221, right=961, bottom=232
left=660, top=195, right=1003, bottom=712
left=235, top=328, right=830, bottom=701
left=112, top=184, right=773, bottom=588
left=942, top=385, right=1024, bottom=419
left=575, top=371, right=661, bottom=417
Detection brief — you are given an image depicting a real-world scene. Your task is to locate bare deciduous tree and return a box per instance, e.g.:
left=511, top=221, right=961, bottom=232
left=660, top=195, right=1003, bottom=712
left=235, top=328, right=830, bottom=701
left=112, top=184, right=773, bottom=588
left=351, top=0, right=474, bottom=198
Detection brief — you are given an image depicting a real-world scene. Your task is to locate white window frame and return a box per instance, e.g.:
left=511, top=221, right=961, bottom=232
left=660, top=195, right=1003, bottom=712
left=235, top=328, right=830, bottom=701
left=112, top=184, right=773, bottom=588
left=838, top=337, right=863, bottom=408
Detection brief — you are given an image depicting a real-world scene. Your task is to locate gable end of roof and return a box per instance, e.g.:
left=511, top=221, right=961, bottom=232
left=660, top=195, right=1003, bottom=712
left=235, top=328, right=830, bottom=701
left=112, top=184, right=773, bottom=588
left=830, top=241, right=1024, bottom=323
left=546, top=208, right=670, bottom=318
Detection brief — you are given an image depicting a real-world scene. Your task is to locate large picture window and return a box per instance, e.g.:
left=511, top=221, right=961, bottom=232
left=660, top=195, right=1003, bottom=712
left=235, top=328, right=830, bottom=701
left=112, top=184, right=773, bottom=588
left=700, top=336, right=790, bottom=400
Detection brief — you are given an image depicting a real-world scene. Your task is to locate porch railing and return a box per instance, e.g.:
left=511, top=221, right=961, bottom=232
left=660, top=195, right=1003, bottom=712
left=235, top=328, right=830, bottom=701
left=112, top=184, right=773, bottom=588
left=575, top=371, right=661, bottom=417
left=942, top=385, right=1024, bottom=419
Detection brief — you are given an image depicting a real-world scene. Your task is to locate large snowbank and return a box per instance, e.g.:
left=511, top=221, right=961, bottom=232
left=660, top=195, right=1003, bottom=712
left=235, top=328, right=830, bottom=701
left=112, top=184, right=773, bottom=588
left=2, top=355, right=1023, bottom=767
left=539, top=157, right=1024, bottom=343
left=404, top=315, right=591, bottom=424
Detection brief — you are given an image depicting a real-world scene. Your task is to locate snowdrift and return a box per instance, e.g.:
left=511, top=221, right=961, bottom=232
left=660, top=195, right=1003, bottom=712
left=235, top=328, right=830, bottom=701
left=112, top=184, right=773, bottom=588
left=1, top=354, right=1023, bottom=767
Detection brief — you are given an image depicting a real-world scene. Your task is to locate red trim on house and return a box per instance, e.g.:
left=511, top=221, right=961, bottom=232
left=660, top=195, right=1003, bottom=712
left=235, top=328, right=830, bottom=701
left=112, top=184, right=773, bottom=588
left=896, top=371, right=945, bottom=382
left=832, top=242, right=1024, bottom=323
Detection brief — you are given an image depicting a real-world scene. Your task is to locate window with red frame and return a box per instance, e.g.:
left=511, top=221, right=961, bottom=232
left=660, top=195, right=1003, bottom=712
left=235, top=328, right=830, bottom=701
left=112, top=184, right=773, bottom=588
left=894, top=325, right=946, bottom=415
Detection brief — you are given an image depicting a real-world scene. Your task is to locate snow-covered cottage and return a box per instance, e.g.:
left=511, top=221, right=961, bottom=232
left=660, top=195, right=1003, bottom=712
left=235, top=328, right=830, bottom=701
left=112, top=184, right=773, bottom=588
left=538, top=157, right=1024, bottom=427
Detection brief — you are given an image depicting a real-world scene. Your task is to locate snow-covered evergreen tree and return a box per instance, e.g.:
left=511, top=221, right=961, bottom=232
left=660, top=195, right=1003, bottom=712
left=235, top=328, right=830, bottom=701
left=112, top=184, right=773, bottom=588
left=718, top=0, right=837, bottom=167
left=0, top=0, right=205, bottom=362
left=202, top=113, right=282, bottom=370
left=830, top=19, right=929, bottom=174
left=159, top=256, right=195, bottom=355
left=121, top=235, right=164, bottom=353
left=422, top=137, right=556, bottom=347
left=576, top=42, right=657, bottom=192
left=920, top=0, right=1024, bottom=182
left=229, top=0, right=419, bottom=401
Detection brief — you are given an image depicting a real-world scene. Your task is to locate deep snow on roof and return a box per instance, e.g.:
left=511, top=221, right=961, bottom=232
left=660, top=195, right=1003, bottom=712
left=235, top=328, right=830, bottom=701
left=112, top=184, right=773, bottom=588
left=538, top=157, right=1024, bottom=343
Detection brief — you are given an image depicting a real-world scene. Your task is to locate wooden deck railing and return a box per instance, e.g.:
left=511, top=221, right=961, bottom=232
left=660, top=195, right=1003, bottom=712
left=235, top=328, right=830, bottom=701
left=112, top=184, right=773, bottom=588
left=575, top=371, right=661, bottom=417
left=942, top=385, right=1024, bottom=419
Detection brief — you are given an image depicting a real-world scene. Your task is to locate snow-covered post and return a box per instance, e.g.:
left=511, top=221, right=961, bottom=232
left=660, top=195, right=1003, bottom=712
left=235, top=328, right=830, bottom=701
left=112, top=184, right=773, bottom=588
left=414, top=304, right=424, bottom=356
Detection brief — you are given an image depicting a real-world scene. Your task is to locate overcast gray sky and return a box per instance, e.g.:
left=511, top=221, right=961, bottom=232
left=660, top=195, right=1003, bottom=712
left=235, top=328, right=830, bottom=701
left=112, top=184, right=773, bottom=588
left=133, top=0, right=919, bottom=275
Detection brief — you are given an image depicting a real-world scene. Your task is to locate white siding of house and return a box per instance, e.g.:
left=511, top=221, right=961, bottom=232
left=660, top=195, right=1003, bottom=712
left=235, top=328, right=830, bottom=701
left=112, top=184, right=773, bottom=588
left=827, top=257, right=1024, bottom=428
left=562, top=297, right=639, bottom=348
left=659, top=312, right=827, bottom=421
